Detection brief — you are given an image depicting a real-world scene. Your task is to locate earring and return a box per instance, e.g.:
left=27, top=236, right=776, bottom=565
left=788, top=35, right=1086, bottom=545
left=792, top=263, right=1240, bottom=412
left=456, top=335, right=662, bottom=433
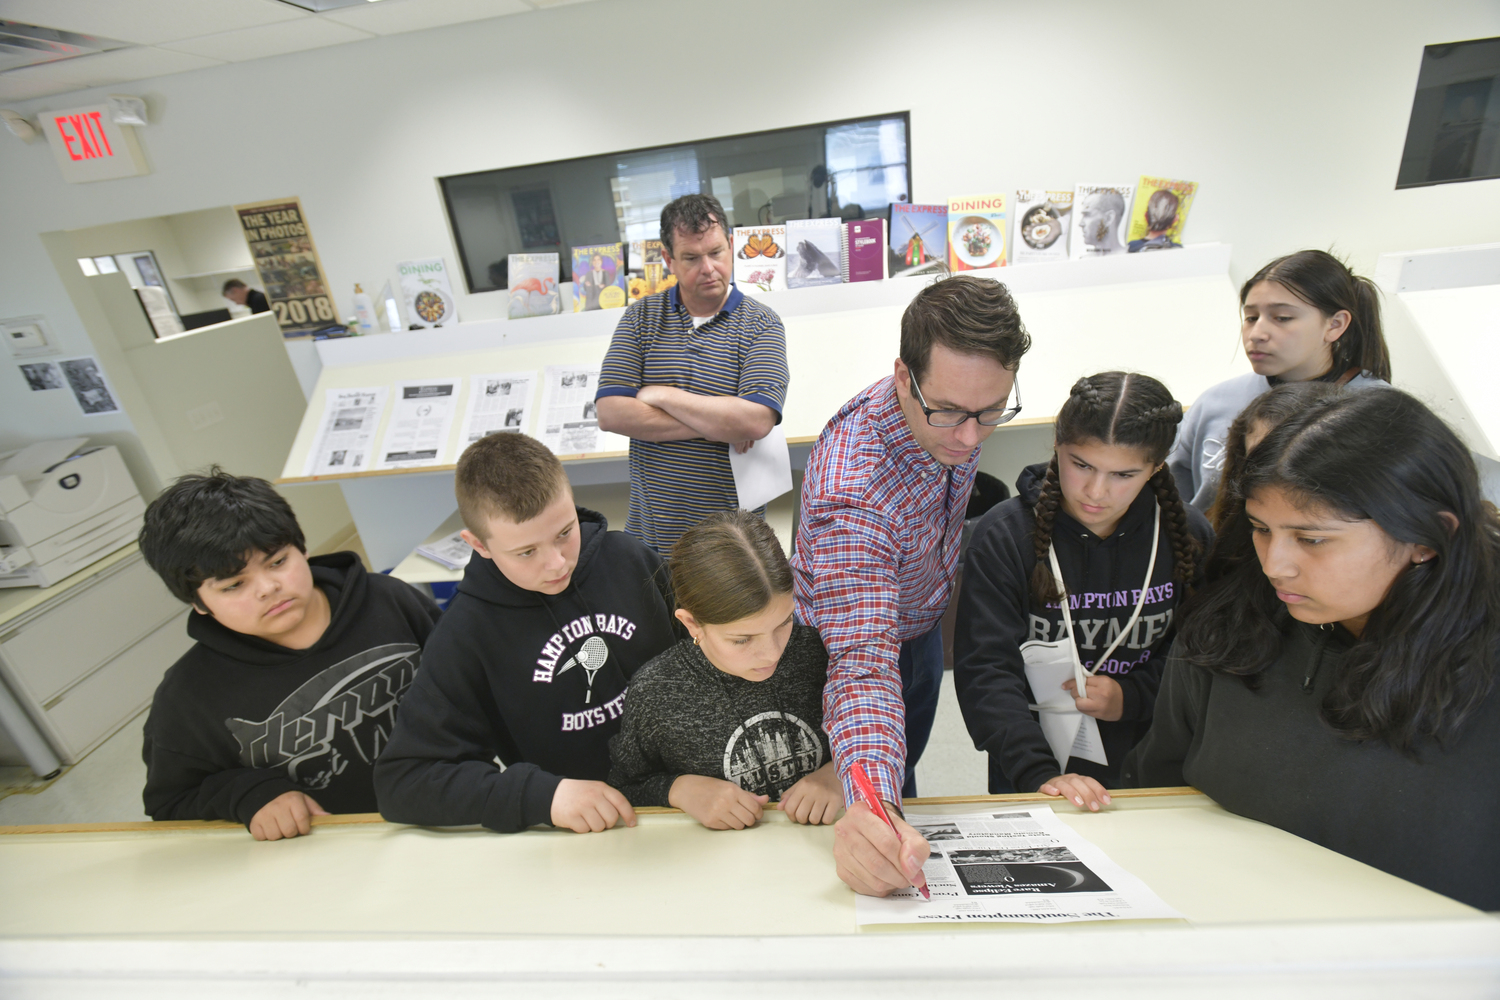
left=692, top=635, right=700, bottom=646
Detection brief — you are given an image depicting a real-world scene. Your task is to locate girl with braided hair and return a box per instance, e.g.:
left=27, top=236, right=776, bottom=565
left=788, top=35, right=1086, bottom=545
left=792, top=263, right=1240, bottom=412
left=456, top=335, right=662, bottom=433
left=954, top=372, right=1213, bottom=810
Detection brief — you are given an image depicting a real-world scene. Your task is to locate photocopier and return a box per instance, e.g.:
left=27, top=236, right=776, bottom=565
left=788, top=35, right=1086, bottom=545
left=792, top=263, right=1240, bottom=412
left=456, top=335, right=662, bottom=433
left=0, top=438, right=145, bottom=588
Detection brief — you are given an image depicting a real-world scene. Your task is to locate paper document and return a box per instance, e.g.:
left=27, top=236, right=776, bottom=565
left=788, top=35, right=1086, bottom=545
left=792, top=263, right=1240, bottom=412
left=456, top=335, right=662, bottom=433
left=538, top=365, right=629, bottom=455
left=729, top=424, right=793, bottom=510
left=857, top=806, right=1183, bottom=926
left=304, top=386, right=388, bottom=476
left=375, top=379, right=460, bottom=470
left=462, top=372, right=537, bottom=443
left=1021, top=640, right=1109, bottom=768
left=416, top=529, right=474, bottom=571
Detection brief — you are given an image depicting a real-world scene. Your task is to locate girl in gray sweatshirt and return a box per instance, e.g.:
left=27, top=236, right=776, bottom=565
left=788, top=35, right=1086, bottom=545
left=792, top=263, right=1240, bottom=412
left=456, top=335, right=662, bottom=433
left=608, top=510, right=842, bottom=829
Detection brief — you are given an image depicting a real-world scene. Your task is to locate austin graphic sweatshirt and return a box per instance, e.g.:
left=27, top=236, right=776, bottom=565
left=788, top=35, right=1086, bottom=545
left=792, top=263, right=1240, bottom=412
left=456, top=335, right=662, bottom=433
left=953, top=463, right=1214, bottom=793
left=142, top=552, right=442, bottom=826
left=607, top=624, right=832, bottom=806
left=373, top=508, right=681, bottom=833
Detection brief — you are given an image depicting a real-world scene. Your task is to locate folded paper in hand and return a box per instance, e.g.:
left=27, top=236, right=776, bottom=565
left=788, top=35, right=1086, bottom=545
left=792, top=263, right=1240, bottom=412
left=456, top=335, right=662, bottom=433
left=728, top=424, right=792, bottom=511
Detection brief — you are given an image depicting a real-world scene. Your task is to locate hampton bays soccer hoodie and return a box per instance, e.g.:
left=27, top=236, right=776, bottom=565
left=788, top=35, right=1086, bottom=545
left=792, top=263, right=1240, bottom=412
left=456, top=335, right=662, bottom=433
left=953, top=463, right=1214, bottom=793
left=142, top=552, right=442, bottom=826
left=374, top=508, right=681, bottom=833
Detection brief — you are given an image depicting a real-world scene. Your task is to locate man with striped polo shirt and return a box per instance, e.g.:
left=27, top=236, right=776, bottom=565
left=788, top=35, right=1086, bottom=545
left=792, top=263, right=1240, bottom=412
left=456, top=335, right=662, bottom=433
left=596, top=194, right=788, bottom=553
left=791, top=275, right=1030, bottom=897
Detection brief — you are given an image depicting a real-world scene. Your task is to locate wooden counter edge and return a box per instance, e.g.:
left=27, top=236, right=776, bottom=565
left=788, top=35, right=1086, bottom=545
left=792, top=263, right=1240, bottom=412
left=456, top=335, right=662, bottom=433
left=0, top=787, right=1201, bottom=836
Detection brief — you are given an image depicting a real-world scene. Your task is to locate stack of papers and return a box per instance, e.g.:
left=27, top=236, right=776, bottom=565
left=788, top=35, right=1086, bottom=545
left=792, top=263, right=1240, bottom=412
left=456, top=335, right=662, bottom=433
left=415, top=530, right=473, bottom=571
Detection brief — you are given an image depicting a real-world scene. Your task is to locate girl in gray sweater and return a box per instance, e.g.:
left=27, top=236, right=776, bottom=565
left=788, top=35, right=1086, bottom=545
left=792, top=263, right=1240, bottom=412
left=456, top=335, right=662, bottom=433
left=608, top=511, right=843, bottom=829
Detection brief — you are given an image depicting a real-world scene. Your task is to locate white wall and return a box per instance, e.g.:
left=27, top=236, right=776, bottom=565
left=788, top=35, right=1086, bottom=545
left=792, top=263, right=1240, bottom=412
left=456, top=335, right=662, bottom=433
left=1, top=0, right=1497, bottom=464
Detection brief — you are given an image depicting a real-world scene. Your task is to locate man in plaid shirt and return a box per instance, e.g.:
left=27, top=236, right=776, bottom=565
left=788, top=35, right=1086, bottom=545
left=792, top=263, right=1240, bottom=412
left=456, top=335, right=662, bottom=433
left=791, top=275, right=1031, bottom=896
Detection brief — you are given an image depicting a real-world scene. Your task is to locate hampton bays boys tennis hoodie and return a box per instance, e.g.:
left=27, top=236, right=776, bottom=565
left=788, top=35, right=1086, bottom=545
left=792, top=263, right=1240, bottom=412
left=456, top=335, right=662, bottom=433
left=954, top=463, right=1213, bottom=793
left=374, top=508, right=680, bottom=833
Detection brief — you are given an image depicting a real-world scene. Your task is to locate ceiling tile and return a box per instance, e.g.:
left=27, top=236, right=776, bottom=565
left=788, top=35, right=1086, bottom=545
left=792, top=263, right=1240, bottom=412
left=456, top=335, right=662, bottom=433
left=0, top=45, right=223, bottom=102
left=0, top=0, right=309, bottom=46
left=158, top=17, right=375, bottom=63
left=321, top=0, right=531, bottom=35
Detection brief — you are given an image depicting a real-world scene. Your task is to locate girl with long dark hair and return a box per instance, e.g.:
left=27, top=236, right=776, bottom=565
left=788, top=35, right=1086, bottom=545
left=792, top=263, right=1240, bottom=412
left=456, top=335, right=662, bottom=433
left=955, top=373, right=1213, bottom=810
left=1167, top=249, right=1391, bottom=512
left=1125, top=388, right=1500, bottom=910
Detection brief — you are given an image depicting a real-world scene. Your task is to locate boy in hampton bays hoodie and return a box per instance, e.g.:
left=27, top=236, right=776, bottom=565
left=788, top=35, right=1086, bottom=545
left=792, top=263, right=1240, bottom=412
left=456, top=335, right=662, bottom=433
left=138, top=470, right=441, bottom=841
left=374, top=432, right=680, bottom=834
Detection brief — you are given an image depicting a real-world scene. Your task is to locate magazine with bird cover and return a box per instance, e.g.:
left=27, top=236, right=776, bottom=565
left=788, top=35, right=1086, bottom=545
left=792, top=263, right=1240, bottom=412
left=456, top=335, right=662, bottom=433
left=1011, top=190, right=1074, bottom=264
left=856, top=806, right=1184, bottom=926
left=1070, top=183, right=1136, bottom=259
left=508, top=253, right=562, bottom=319
left=571, top=243, right=627, bottom=311
left=889, top=203, right=948, bottom=277
left=733, top=225, right=787, bottom=293
left=947, top=194, right=1008, bottom=271
left=397, top=257, right=459, bottom=329
left=1126, top=176, right=1198, bottom=252
left=784, top=218, right=843, bottom=288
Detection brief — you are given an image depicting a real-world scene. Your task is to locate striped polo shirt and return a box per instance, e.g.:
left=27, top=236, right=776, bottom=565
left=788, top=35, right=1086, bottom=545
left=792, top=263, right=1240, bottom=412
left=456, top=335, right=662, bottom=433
left=596, top=284, right=789, bottom=554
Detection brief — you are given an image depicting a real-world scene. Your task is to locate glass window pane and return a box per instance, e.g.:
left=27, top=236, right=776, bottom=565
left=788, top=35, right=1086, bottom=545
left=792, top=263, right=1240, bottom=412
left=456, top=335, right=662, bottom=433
left=1397, top=36, right=1500, bottom=188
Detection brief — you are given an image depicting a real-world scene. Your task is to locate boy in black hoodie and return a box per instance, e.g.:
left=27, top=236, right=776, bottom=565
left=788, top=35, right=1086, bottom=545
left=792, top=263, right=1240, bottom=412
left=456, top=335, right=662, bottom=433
left=374, top=432, right=679, bottom=834
left=139, top=470, right=442, bottom=841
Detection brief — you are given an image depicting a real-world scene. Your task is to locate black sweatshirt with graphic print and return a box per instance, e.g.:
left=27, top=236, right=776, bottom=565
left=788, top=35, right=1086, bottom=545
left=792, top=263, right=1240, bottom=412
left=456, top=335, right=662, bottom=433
left=954, top=463, right=1214, bottom=793
left=607, top=624, right=832, bottom=806
left=142, top=552, right=442, bottom=827
left=373, top=508, right=680, bottom=833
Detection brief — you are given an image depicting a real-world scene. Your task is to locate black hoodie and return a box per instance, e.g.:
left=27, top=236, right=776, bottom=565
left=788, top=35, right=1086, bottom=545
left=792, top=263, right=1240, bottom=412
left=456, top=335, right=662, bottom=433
left=1123, top=617, right=1500, bottom=911
left=142, top=552, right=442, bottom=826
left=954, top=463, right=1213, bottom=793
left=373, top=508, right=680, bottom=833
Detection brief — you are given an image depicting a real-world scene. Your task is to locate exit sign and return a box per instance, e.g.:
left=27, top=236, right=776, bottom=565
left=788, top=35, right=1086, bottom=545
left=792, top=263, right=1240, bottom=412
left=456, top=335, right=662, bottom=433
left=40, top=104, right=149, bottom=183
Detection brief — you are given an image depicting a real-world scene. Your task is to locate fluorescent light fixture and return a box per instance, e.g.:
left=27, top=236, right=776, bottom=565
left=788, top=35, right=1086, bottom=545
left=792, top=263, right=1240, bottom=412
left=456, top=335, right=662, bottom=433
left=77, top=257, right=98, bottom=276
left=93, top=256, right=119, bottom=274
left=275, top=0, right=388, bottom=10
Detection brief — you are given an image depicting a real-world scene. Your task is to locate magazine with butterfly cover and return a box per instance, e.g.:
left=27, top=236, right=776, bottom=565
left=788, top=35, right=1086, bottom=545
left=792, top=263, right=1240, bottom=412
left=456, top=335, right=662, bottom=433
left=1070, top=183, right=1136, bottom=259
left=784, top=218, right=843, bottom=288
left=1126, top=176, right=1198, bottom=252
left=733, top=226, right=787, bottom=293
left=507, top=253, right=561, bottom=319
left=571, top=243, right=627, bottom=311
left=889, top=203, right=948, bottom=277
left=947, top=194, right=1008, bottom=271
left=1010, top=191, right=1073, bottom=264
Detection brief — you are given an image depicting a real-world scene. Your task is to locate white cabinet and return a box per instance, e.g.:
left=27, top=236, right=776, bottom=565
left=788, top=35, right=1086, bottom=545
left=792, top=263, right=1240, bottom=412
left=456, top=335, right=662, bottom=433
left=0, top=546, right=193, bottom=767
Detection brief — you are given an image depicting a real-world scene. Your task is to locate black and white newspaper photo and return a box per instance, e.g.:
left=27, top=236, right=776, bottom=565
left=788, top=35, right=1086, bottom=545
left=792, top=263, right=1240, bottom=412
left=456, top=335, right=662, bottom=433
left=856, top=806, right=1183, bottom=926
left=19, top=362, right=65, bottom=391
left=538, top=365, right=628, bottom=455
left=57, top=356, right=121, bottom=416
left=375, top=378, right=460, bottom=470
left=463, top=371, right=536, bottom=443
left=303, top=386, right=388, bottom=476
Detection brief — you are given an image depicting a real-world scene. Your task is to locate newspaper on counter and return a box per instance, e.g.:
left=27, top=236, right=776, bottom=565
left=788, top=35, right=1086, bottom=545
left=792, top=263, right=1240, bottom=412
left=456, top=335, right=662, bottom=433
left=374, top=379, right=460, bottom=470
left=538, top=365, right=628, bottom=456
left=304, top=386, right=388, bottom=476
left=856, top=805, right=1183, bottom=926
left=462, top=371, right=537, bottom=443
left=416, top=529, right=474, bottom=571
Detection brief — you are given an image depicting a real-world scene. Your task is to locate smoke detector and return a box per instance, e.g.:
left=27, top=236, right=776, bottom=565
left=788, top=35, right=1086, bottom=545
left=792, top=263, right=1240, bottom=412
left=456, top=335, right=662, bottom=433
left=0, top=109, right=36, bottom=141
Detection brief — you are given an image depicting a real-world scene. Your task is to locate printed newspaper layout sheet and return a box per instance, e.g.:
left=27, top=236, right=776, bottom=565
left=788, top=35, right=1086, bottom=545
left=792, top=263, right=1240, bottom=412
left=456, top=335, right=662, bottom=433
left=374, top=378, right=460, bottom=470
left=538, top=365, right=628, bottom=456
left=303, top=386, right=388, bottom=476
left=857, top=806, right=1183, bottom=926
left=462, top=371, right=537, bottom=443
left=416, top=529, right=473, bottom=570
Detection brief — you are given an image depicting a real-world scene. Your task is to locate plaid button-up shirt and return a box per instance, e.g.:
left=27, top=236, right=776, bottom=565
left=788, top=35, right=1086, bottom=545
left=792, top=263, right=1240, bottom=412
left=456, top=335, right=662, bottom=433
left=791, top=376, right=976, bottom=805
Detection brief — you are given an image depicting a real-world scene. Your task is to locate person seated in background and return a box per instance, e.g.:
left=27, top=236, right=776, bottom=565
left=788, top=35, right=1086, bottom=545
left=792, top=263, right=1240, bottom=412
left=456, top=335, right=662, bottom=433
left=1204, top=380, right=1344, bottom=534
left=374, top=432, right=679, bottom=834
left=1124, top=389, right=1500, bottom=911
left=138, top=469, right=441, bottom=841
left=222, top=278, right=270, bottom=314
left=608, top=511, right=842, bottom=830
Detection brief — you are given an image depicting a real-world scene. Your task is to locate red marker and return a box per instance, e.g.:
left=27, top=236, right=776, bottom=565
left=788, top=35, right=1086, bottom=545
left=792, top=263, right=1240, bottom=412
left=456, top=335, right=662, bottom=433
left=849, top=761, right=930, bottom=900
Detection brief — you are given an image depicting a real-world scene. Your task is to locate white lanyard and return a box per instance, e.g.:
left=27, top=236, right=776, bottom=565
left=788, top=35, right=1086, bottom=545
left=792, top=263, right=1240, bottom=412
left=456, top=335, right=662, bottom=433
left=1048, top=507, right=1160, bottom=694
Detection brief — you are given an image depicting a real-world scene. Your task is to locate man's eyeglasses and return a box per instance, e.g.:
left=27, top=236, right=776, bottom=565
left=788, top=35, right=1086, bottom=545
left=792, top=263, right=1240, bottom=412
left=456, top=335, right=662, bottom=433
left=909, top=375, right=1022, bottom=428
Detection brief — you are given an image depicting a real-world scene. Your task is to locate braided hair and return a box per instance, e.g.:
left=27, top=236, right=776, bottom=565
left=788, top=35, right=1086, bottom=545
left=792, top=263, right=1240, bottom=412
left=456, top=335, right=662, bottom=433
left=1029, top=372, right=1200, bottom=607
